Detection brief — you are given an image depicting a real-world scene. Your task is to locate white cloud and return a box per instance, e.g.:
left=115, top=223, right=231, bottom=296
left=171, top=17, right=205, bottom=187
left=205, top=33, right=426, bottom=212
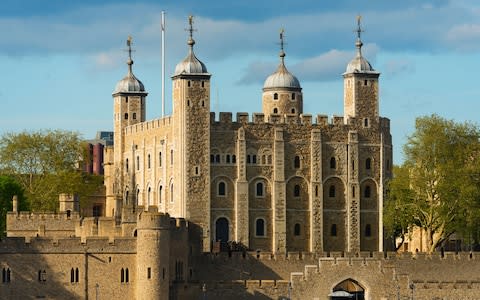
left=445, top=23, right=480, bottom=51
left=383, top=58, right=415, bottom=76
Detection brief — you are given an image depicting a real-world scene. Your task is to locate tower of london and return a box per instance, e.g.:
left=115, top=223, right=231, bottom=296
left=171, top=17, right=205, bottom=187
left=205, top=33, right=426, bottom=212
left=4, top=16, right=480, bottom=300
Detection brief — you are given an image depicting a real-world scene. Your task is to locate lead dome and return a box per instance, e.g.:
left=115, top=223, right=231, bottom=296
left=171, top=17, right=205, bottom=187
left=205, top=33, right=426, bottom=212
left=113, top=37, right=146, bottom=94
left=263, top=50, right=301, bottom=90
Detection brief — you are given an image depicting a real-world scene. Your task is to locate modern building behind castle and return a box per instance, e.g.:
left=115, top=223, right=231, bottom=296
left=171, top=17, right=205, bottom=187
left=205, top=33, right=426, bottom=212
left=4, top=17, right=479, bottom=300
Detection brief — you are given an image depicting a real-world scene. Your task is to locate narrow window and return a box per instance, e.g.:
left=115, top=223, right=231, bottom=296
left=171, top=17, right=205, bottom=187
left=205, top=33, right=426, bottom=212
left=162, top=268, right=165, bottom=280
left=252, top=155, right=257, bottom=164
left=315, top=185, right=318, bottom=197
left=121, top=268, right=124, bottom=283
left=226, top=155, right=231, bottom=163
left=256, top=219, right=265, bottom=236
left=215, top=154, right=220, bottom=163
left=247, top=155, right=251, bottom=164
left=159, top=186, right=163, bottom=203
left=159, top=152, right=162, bottom=167
left=267, top=155, right=272, bottom=164
left=273, top=93, right=278, bottom=100
left=147, top=187, right=151, bottom=205
left=218, top=182, right=226, bottom=196
left=386, top=159, right=390, bottom=171
left=126, top=158, right=129, bottom=172
left=291, top=108, right=295, bottom=114
left=273, top=108, right=278, bottom=114
left=352, top=186, right=356, bottom=197
left=170, top=184, right=174, bottom=203
left=136, top=156, right=140, bottom=170
left=364, top=80, right=368, bottom=86
left=133, top=112, right=137, bottom=120
left=125, top=268, right=129, bottom=283
left=365, top=224, right=372, bottom=237
left=352, top=160, right=355, bottom=170
left=125, top=97, right=128, bottom=103
left=364, top=118, right=369, bottom=127
left=294, top=223, right=301, bottom=236
left=330, top=157, right=336, bottom=169
left=210, top=154, right=215, bottom=163
left=170, top=150, right=174, bottom=165
left=329, top=185, right=335, bottom=198
left=364, top=185, right=371, bottom=198
left=124, top=113, right=128, bottom=120
left=187, top=100, right=190, bottom=107
left=188, top=81, right=191, bottom=87
left=366, top=158, right=371, bottom=170
left=202, top=81, right=205, bottom=87
left=147, top=267, right=151, bottom=279
left=70, top=268, right=74, bottom=283
left=294, top=184, right=300, bottom=197
left=294, top=156, right=300, bottom=169
left=75, top=268, right=79, bottom=283
left=202, top=100, right=205, bottom=107
left=262, top=155, right=266, bottom=165
left=147, top=154, right=151, bottom=169
left=256, top=182, right=264, bottom=197
left=331, top=224, right=337, bottom=236
left=232, top=155, right=236, bottom=163
left=292, top=93, right=296, bottom=100
left=195, top=166, right=199, bottom=175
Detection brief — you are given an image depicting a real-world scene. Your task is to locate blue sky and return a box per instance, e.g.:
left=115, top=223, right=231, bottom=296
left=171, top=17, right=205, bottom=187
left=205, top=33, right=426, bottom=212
left=1, top=0, right=480, bottom=164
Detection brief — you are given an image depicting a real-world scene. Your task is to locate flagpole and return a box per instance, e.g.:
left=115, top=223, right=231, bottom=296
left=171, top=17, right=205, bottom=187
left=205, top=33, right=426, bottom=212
left=161, top=11, right=166, bottom=118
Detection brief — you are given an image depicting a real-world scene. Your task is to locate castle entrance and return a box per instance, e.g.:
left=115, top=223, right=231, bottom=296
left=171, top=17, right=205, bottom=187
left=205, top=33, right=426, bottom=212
left=329, top=279, right=365, bottom=300
left=215, top=218, right=229, bottom=243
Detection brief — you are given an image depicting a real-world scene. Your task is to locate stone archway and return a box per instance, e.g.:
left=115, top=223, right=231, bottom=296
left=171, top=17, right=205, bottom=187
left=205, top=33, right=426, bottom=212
left=215, top=217, right=229, bottom=243
left=330, top=279, right=365, bottom=300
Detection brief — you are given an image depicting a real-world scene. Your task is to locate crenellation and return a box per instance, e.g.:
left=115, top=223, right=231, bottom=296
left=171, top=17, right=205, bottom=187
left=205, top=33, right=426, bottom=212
left=332, top=115, right=344, bottom=126
left=253, top=113, right=264, bottom=124
left=316, top=114, right=329, bottom=126
left=219, top=112, right=232, bottom=123
left=300, top=114, right=312, bottom=125
left=237, top=112, right=249, bottom=123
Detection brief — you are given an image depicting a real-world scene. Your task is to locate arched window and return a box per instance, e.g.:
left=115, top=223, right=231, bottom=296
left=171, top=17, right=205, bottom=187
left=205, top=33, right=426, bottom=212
left=366, top=158, right=371, bottom=170
left=329, top=185, right=335, bottom=198
left=75, top=268, right=79, bottom=283
left=124, top=113, right=128, bottom=120
left=133, top=112, right=137, bottom=120
left=147, top=154, right=151, bottom=169
left=291, top=108, right=295, bottom=114
left=159, top=152, right=162, bottom=167
left=256, top=219, right=265, bottom=236
left=218, top=181, right=226, bottom=196
left=158, top=185, right=163, bottom=204
left=147, top=187, right=151, bottom=205
left=125, top=268, right=129, bottom=283
left=170, top=184, right=174, bottom=203
left=247, top=155, right=251, bottom=164
left=70, top=268, right=75, bottom=283
left=126, top=158, right=129, bottom=172
left=365, top=224, right=372, bottom=237
left=256, top=182, right=264, bottom=197
left=364, top=118, right=369, bottom=127
left=210, top=154, right=215, bottom=163
left=252, top=155, right=257, bottom=164
left=136, top=156, right=140, bottom=170
left=364, top=185, right=371, bottom=198
left=215, top=154, right=220, bottom=163
left=331, top=224, right=337, bottom=236
left=294, top=184, right=300, bottom=197
left=294, top=156, right=300, bottom=169
left=273, top=108, right=278, bottom=114
left=294, top=223, right=301, bottom=236
left=292, top=93, right=296, bottom=100
left=226, top=154, right=231, bottom=163
left=273, top=93, right=278, bottom=100
left=330, top=157, right=336, bottom=169
left=121, top=268, right=124, bottom=283
left=232, top=155, right=236, bottom=163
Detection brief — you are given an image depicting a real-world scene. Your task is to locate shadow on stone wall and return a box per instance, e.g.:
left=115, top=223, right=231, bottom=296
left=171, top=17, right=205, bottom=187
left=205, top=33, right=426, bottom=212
left=0, top=237, right=81, bottom=299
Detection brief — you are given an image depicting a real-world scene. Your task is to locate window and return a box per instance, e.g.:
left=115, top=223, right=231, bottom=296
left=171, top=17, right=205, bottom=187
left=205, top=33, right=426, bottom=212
left=256, top=182, right=264, bottom=197
left=218, top=182, right=226, bottom=196
left=386, top=159, right=390, bottom=171
left=126, top=158, right=129, bottom=172
left=215, top=154, right=220, bottom=163
left=125, top=97, right=128, bottom=103
left=202, top=100, right=205, bottom=107
left=267, top=155, right=272, bottom=165
left=136, top=156, right=140, bottom=170
left=195, top=166, right=199, bottom=175
left=188, top=81, right=191, bottom=87
left=256, top=219, right=265, bottom=236
left=159, top=152, right=162, bottom=167
left=294, top=156, right=300, bottom=169
left=124, top=113, right=128, bottom=120
left=364, top=118, right=369, bottom=127
left=352, top=160, right=355, bottom=170
left=93, top=205, right=101, bottom=217
left=291, top=108, right=295, bottom=114
left=175, top=261, right=184, bottom=281
left=352, top=186, right=356, bottom=197
left=331, top=224, right=337, bottom=236
left=147, top=154, right=151, bottom=169
left=364, top=80, right=368, bottom=86
left=210, top=154, right=215, bottom=163
left=133, top=112, right=137, bottom=120
left=202, top=81, right=205, bottom=87
left=294, top=184, right=300, bottom=197
left=232, top=155, right=236, bottom=164
left=121, top=268, right=130, bottom=283
left=366, top=158, right=371, bottom=170
left=364, top=185, right=371, bottom=198
left=147, top=267, right=151, bottom=279
left=2, top=268, right=11, bottom=283
left=329, top=185, right=335, bottom=198
left=70, top=268, right=75, bottom=283
left=170, top=150, right=174, bottom=165
left=70, top=268, right=79, bottom=283
left=292, top=93, right=296, bottom=100
left=147, top=187, right=151, bottom=205
left=125, top=268, right=129, bottom=283
left=38, top=270, right=46, bottom=282
left=261, top=155, right=266, bottom=165
left=365, top=224, right=372, bottom=237
left=294, top=223, right=301, bottom=236
left=252, top=155, right=257, bottom=164
left=247, top=155, right=251, bottom=164
left=170, top=184, right=174, bottom=203
left=330, top=157, right=336, bottom=169
left=273, top=108, right=278, bottom=114
left=187, top=100, right=190, bottom=107
left=273, top=93, right=278, bottom=100
left=315, top=185, right=318, bottom=197
left=226, top=155, right=231, bottom=163
left=159, top=185, right=163, bottom=203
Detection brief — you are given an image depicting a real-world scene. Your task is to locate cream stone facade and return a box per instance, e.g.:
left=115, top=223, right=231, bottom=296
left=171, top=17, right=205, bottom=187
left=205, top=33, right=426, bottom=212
left=12, top=18, right=480, bottom=300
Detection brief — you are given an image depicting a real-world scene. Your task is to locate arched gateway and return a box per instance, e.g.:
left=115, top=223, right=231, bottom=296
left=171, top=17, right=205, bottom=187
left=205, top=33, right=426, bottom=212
left=329, top=279, right=365, bottom=300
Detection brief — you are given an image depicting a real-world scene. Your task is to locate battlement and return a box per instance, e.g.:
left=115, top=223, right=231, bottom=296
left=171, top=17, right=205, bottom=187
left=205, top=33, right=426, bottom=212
left=136, top=206, right=188, bottom=231
left=124, top=116, right=173, bottom=136
left=7, top=211, right=81, bottom=221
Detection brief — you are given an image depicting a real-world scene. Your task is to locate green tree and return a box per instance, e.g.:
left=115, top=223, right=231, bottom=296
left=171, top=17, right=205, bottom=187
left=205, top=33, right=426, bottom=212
left=385, top=115, right=480, bottom=253
left=0, top=175, right=27, bottom=237
left=0, top=130, right=103, bottom=211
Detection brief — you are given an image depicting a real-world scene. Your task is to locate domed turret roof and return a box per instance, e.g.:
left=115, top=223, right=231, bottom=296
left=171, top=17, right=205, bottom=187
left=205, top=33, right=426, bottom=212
left=173, top=16, right=209, bottom=77
left=113, top=37, right=147, bottom=94
left=344, top=16, right=378, bottom=75
left=263, top=30, right=301, bottom=90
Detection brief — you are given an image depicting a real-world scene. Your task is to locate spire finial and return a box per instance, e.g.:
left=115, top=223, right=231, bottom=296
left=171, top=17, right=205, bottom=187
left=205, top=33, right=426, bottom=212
left=355, top=15, right=364, bottom=57
left=279, top=28, right=286, bottom=64
left=126, top=35, right=134, bottom=74
left=187, top=15, right=196, bottom=48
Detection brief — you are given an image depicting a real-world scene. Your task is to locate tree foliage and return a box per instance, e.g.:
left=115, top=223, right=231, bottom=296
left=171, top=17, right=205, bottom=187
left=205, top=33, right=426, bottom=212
left=385, top=115, right=480, bottom=253
left=0, top=175, right=27, bottom=237
left=0, top=130, right=103, bottom=211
